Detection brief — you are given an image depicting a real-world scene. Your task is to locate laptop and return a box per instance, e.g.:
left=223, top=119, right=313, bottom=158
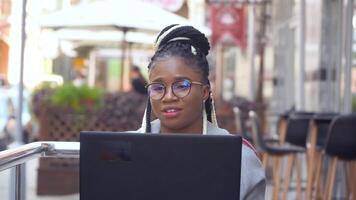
left=80, top=131, right=242, bottom=200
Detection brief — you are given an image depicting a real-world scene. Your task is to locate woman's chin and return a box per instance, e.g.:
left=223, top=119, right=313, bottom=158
left=160, top=120, right=185, bottom=133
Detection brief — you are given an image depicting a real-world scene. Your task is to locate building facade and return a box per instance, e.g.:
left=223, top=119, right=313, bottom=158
left=0, top=0, right=11, bottom=80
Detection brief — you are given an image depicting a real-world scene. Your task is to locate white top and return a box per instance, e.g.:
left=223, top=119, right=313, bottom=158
left=137, top=119, right=266, bottom=200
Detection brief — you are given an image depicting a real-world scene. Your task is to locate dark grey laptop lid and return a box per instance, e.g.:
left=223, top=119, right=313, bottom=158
left=80, top=131, right=242, bottom=200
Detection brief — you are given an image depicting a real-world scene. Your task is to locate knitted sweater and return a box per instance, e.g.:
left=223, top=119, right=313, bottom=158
left=136, top=119, right=266, bottom=200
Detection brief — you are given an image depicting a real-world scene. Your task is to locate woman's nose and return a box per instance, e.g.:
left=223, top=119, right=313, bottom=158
left=162, top=86, right=178, bottom=101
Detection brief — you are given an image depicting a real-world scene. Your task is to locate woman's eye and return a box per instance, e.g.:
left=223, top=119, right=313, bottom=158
left=151, top=84, right=164, bottom=92
left=175, top=81, right=191, bottom=89
left=177, top=84, right=188, bottom=89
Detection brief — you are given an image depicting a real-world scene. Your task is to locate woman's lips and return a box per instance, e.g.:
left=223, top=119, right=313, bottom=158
left=161, top=108, right=181, bottom=118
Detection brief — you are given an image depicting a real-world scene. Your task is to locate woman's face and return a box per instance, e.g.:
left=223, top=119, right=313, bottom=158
left=149, top=57, right=210, bottom=134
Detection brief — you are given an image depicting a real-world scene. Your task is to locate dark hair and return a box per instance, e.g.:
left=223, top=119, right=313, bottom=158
left=145, top=24, right=213, bottom=132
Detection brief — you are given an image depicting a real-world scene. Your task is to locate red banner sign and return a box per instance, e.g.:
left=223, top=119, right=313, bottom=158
left=209, top=5, right=246, bottom=49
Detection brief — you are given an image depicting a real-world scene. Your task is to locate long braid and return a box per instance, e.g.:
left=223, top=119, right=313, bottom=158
left=210, top=94, right=219, bottom=127
left=154, top=24, right=178, bottom=44
left=205, top=95, right=212, bottom=123
left=145, top=98, right=152, bottom=133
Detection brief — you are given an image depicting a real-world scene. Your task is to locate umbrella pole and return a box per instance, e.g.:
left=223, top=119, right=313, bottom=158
left=127, top=42, right=133, bottom=91
left=119, top=28, right=128, bottom=91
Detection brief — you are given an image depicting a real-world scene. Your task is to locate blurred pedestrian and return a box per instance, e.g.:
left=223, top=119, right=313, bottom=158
left=130, top=65, right=147, bottom=95
left=0, top=75, right=9, bottom=88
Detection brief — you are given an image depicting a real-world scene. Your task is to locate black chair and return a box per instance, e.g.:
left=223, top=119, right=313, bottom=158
left=274, top=109, right=296, bottom=143
left=322, top=113, right=356, bottom=200
left=305, top=112, right=339, bottom=200
left=313, top=113, right=340, bottom=149
left=280, top=112, right=316, bottom=199
left=248, top=111, right=305, bottom=200
left=249, top=111, right=304, bottom=154
left=284, top=111, right=315, bottom=148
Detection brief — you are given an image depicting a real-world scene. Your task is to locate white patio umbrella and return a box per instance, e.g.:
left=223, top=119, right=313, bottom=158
left=39, top=0, right=211, bottom=35
left=39, top=0, right=211, bottom=90
left=54, top=29, right=156, bottom=45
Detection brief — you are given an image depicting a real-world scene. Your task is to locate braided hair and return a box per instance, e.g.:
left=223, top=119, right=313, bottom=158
left=145, top=24, right=215, bottom=133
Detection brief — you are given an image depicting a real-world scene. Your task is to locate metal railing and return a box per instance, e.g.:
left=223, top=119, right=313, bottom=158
left=0, top=142, right=79, bottom=200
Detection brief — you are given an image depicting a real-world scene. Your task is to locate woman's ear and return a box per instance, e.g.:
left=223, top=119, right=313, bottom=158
left=202, top=85, right=210, bottom=101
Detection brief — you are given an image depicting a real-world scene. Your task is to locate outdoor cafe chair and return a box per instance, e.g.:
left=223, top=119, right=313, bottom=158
left=279, top=112, right=315, bottom=199
left=304, top=112, right=339, bottom=200
left=248, top=111, right=305, bottom=200
left=321, top=113, right=356, bottom=200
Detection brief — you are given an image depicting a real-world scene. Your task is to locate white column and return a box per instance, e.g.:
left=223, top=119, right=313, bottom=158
left=248, top=4, right=256, bottom=101
left=88, top=50, right=96, bottom=87
left=296, top=0, right=306, bottom=110
left=343, top=0, right=353, bottom=113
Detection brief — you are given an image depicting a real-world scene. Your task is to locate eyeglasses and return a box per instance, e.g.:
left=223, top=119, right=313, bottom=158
left=146, top=79, right=204, bottom=100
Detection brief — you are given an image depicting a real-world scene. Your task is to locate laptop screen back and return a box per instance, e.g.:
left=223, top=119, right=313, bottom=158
left=80, top=132, right=242, bottom=200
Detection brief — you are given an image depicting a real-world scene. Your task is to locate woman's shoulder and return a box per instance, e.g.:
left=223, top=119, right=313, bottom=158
left=207, top=122, right=258, bottom=152
left=240, top=139, right=266, bottom=199
left=207, top=123, right=265, bottom=198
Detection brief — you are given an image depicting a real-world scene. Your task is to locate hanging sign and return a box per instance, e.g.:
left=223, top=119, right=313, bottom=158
left=209, top=5, right=246, bottom=49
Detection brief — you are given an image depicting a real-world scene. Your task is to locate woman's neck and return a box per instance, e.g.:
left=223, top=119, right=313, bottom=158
left=160, top=118, right=203, bottom=135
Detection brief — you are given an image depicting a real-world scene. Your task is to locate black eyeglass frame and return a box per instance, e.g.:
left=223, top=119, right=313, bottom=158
left=146, top=79, right=205, bottom=100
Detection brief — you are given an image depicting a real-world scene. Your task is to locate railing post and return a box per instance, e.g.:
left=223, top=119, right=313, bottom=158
left=10, top=164, right=26, bottom=200
left=15, top=164, right=26, bottom=200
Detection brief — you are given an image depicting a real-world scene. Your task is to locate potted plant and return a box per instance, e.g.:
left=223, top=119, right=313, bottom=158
left=49, top=84, right=103, bottom=113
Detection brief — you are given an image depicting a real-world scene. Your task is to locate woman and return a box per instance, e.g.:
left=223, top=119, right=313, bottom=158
left=137, top=24, right=266, bottom=199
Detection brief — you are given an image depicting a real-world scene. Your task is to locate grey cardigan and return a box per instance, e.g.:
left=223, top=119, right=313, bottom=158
left=136, top=119, right=266, bottom=200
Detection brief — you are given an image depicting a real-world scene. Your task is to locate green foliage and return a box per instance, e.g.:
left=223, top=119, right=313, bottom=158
left=32, top=82, right=54, bottom=93
left=353, top=95, right=356, bottom=112
left=48, top=84, right=103, bottom=113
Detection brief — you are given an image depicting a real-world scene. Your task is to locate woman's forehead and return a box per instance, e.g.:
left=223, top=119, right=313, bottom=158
left=149, top=57, right=202, bottom=82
